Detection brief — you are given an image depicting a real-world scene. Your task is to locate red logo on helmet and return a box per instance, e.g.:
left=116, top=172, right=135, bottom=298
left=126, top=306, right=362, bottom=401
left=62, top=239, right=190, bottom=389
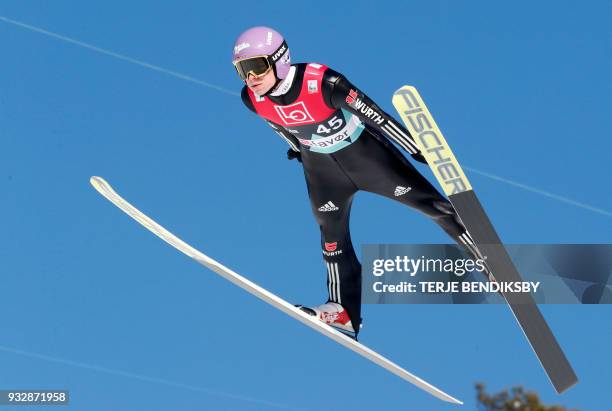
left=345, top=89, right=358, bottom=105
left=324, top=242, right=337, bottom=252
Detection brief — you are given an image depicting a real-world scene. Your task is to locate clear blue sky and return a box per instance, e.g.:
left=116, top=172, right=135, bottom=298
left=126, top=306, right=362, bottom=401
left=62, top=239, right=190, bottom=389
left=1, top=1, right=610, bottom=410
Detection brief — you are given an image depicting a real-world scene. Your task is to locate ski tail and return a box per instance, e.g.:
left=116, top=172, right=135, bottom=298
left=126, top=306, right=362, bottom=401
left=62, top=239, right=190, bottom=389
left=451, top=190, right=578, bottom=393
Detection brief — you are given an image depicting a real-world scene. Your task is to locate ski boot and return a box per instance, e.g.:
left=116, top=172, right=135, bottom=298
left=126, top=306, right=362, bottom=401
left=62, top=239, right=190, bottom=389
left=296, top=302, right=358, bottom=340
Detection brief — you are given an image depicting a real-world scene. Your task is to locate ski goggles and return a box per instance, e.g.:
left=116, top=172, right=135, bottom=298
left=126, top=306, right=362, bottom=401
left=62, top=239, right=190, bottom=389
left=233, top=40, right=288, bottom=80
left=233, top=56, right=272, bottom=80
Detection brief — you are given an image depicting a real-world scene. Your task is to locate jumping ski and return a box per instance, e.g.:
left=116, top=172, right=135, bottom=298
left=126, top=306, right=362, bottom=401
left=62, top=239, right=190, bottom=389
left=89, top=176, right=463, bottom=405
left=392, top=86, right=578, bottom=393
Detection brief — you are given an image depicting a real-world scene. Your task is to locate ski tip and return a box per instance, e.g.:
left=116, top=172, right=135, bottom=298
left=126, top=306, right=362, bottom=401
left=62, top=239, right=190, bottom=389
left=393, top=85, right=415, bottom=95
left=90, top=176, right=105, bottom=186
left=90, top=176, right=114, bottom=197
left=90, top=176, right=111, bottom=189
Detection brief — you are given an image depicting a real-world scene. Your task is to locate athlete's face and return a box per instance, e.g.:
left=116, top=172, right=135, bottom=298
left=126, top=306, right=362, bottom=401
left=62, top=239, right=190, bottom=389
left=245, top=68, right=276, bottom=96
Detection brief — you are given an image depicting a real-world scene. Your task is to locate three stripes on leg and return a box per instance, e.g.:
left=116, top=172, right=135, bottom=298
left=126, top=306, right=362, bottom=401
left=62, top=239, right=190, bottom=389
left=326, top=261, right=341, bottom=304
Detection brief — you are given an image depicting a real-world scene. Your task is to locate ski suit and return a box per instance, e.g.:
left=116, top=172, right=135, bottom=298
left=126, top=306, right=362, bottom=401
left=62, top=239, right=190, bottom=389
left=241, top=63, right=475, bottom=334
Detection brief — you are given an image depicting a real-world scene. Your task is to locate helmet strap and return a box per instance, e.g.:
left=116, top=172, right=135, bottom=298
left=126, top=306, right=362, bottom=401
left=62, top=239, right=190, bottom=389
left=269, top=40, right=288, bottom=64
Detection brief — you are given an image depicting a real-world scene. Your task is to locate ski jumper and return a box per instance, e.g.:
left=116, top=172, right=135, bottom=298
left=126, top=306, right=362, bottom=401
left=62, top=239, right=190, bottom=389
left=241, top=63, right=476, bottom=333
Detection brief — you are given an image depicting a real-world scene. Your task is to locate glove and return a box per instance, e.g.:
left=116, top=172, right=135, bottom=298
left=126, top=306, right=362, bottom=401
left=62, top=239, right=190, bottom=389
left=411, top=152, right=428, bottom=164
left=287, top=149, right=302, bottom=163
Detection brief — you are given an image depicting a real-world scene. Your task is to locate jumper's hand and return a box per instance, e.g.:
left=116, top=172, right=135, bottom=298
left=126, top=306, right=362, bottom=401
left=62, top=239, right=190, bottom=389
left=287, top=149, right=302, bottom=163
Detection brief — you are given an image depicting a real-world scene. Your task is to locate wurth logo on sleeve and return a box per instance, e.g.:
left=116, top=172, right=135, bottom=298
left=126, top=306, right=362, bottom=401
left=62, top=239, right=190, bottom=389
left=345, top=89, right=358, bottom=104
left=352, top=100, right=384, bottom=125
left=274, top=102, right=315, bottom=125
left=346, top=89, right=384, bottom=125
